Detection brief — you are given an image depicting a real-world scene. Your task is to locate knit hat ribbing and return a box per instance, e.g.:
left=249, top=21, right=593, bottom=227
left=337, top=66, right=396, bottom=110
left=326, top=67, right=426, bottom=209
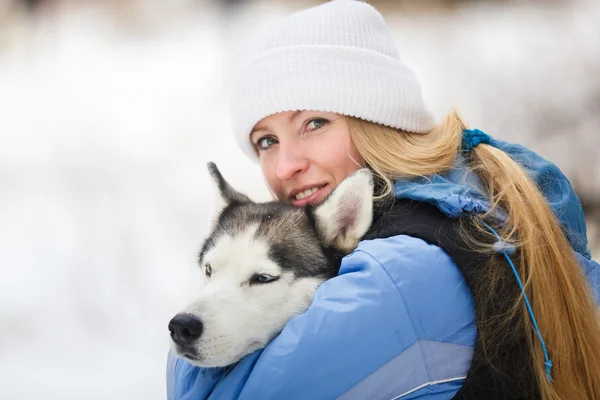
left=231, top=0, right=436, bottom=160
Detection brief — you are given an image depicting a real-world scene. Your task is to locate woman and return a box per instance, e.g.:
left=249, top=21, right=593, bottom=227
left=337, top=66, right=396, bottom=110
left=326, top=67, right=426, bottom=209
left=168, top=1, right=600, bottom=399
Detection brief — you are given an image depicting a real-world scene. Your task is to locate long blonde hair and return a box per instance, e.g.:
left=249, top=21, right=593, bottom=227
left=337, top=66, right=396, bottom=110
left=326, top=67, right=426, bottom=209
left=346, top=112, right=600, bottom=400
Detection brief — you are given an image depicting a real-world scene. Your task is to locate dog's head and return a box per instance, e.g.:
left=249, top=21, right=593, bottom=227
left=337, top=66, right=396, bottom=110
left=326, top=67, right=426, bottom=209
left=169, top=162, right=373, bottom=367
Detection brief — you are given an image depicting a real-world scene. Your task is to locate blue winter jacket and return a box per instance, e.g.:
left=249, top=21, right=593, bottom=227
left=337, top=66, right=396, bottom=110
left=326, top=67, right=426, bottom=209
left=167, top=138, right=600, bottom=400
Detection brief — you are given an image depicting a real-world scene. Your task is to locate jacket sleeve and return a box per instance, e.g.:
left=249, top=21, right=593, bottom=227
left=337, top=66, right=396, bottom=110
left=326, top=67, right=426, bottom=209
left=169, top=348, right=232, bottom=400
left=167, top=350, right=176, bottom=400
left=171, top=235, right=476, bottom=400
left=237, top=236, right=475, bottom=400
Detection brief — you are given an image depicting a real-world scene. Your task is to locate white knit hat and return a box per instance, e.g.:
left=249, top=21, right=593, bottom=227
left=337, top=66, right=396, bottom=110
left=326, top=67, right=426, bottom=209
left=230, top=0, right=436, bottom=160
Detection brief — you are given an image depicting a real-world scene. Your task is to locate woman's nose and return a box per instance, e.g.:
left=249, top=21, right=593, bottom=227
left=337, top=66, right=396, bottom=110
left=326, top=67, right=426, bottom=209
left=276, top=141, right=309, bottom=181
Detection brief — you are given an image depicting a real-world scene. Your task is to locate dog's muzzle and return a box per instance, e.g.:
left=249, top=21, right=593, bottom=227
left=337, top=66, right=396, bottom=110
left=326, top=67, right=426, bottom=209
left=169, top=313, right=203, bottom=346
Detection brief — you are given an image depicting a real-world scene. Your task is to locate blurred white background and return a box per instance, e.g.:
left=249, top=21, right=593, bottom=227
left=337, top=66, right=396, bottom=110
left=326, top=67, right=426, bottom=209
left=0, top=0, right=598, bottom=398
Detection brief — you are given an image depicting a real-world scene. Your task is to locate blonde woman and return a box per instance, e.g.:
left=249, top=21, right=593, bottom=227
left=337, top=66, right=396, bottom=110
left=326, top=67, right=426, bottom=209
left=168, top=1, right=600, bottom=399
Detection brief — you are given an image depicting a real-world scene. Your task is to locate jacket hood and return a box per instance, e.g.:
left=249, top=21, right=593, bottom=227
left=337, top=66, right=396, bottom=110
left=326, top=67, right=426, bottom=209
left=393, top=137, right=591, bottom=259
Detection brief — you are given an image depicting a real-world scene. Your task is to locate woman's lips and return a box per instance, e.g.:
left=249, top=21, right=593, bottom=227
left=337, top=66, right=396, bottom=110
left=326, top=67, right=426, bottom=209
left=291, top=184, right=329, bottom=207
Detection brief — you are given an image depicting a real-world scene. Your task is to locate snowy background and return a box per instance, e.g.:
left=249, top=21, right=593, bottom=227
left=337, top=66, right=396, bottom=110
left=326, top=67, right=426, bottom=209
left=0, top=0, right=598, bottom=398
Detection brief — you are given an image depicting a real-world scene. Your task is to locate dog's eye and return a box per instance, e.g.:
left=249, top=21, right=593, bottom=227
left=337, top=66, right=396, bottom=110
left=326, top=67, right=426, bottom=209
left=250, top=274, right=279, bottom=285
left=205, top=264, right=212, bottom=277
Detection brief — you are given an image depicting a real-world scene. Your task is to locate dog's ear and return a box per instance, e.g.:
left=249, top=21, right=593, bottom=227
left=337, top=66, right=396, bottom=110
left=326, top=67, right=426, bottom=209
left=207, top=162, right=251, bottom=230
left=312, top=168, right=374, bottom=253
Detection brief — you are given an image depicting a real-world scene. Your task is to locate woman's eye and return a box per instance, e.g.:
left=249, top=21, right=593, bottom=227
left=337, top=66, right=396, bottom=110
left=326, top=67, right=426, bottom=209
left=256, top=136, right=277, bottom=150
left=205, top=264, right=212, bottom=277
left=250, top=274, right=279, bottom=285
left=306, top=118, right=328, bottom=131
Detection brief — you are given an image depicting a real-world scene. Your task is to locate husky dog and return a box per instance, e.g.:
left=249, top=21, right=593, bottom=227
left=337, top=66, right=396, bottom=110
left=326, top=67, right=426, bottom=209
left=168, top=163, right=374, bottom=367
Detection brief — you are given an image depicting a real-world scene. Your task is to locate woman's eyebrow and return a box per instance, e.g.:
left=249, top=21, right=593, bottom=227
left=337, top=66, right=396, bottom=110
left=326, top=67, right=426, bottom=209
left=251, top=110, right=303, bottom=137
left=250, top=125, right=268, bottom=138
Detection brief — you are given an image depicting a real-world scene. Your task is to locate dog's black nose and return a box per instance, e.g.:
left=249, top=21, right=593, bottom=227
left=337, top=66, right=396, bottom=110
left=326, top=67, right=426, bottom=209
left=168, top=314, right=203, bottom=345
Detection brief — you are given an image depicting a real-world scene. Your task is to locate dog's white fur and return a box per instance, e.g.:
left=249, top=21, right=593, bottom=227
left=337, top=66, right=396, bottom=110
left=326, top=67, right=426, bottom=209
left=176, top=224, right=322, bottom=367
left=313, top=169, right=374, bottom=253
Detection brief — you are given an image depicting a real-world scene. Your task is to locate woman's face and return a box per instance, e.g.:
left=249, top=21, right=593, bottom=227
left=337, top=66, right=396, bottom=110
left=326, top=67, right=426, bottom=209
left=250, top=111, right=364, bottom=207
